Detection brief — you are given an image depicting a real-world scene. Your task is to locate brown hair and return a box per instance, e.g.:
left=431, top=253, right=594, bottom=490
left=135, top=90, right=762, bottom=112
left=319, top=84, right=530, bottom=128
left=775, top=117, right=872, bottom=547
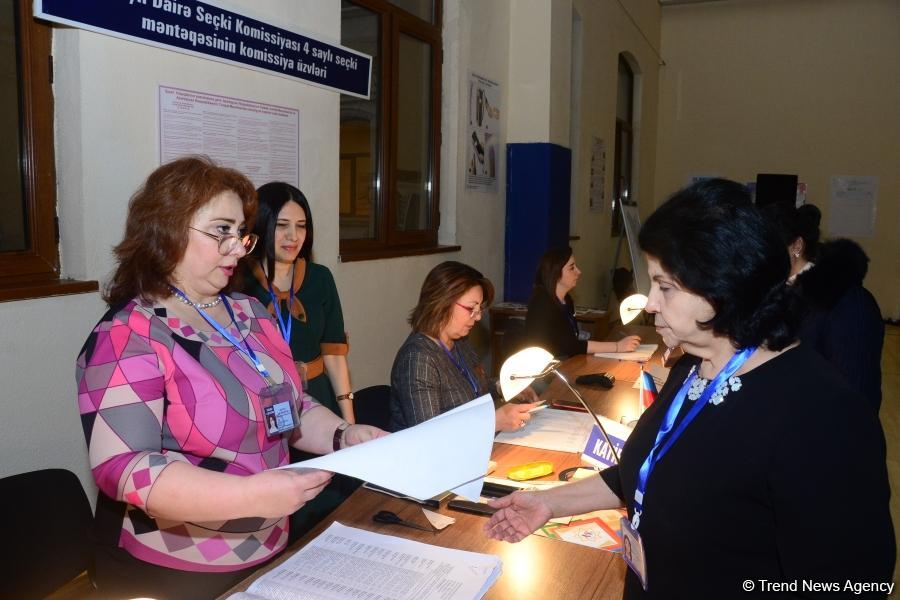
left=409, top=261, right=495, bottom=337
left=104, top=156, right=257, bottom=307
left=534, top=246, right=573, bottom=298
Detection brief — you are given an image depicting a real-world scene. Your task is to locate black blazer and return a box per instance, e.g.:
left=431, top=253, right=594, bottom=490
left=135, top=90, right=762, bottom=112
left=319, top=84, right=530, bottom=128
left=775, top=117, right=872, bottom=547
left=523, top=288, right=586, bottom=357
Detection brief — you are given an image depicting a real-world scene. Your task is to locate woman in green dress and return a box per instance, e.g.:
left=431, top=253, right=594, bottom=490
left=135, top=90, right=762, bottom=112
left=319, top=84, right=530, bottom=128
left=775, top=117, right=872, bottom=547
left=239, top=182, right=356, bottom=539
left=241, top=182, right=354, bottom=423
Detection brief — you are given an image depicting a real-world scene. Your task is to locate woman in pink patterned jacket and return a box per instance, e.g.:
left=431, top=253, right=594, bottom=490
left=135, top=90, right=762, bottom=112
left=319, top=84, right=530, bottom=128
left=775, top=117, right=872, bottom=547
left=76, top=156, right=385, bottom=599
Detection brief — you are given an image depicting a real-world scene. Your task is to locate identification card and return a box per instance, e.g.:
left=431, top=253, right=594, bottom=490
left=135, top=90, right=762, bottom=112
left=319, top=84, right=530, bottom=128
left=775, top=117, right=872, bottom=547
left=620, top=517, right=649, bottom=591
left=260, top=382, right=300, bottom=437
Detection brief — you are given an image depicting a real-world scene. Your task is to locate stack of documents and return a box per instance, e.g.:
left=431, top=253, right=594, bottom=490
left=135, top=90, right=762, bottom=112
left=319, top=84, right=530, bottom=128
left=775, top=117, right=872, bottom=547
left=593, top=343, right=658, bottom=362
left=227, top=522, right=502, bottom=600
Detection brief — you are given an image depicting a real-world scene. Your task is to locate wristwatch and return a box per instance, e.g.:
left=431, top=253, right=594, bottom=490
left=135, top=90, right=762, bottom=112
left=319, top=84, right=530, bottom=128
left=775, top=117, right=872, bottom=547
left=333, top=422, right=350, bottom=451
left=335, top=392, right=354, bottom=402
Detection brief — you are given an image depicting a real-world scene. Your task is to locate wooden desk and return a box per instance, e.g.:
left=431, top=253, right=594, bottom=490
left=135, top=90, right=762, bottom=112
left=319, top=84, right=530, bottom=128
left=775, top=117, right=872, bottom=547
left=221, top=339, right=665, bottom=600
left=543, top=325, right=661, bottom=425
left=488, top=302, right=611, bottom=377
left=220, top=444, right=626, bottom=600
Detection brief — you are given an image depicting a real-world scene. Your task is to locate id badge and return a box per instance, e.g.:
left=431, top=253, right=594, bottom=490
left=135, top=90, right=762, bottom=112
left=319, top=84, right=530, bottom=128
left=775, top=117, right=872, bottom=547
left=620, top=517, right=649, bottom=591
left=260, top=382, right=300, bottom=437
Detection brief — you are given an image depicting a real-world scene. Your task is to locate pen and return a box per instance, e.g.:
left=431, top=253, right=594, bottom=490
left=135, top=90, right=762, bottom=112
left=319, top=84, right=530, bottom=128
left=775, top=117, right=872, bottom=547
left=528, top=404, right=548, bottom=413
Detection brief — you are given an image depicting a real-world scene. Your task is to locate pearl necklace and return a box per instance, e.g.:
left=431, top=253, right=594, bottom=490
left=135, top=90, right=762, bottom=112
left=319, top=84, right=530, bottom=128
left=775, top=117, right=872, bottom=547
left=169, top=286, right=222, bottom=309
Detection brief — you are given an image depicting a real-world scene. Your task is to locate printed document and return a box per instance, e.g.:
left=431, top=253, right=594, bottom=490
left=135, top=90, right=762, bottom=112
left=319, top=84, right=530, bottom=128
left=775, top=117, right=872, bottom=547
left=226, top=522, right=502, bottom=600
left=593, top=343, right=658, bottom=362
left=494, top=408, right=596, bottom=453
left=277, top=394, right=495, bottom=502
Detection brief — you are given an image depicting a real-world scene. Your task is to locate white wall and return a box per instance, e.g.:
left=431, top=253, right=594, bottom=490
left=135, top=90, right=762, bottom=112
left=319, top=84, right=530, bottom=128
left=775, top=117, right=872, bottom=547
left=1, top=0, right=662, bottom=502
left=0, top=0, right=512, bottom=499
left=569, top=0, right=662, bottom=308
left=655, top=0, right=900, bottom=318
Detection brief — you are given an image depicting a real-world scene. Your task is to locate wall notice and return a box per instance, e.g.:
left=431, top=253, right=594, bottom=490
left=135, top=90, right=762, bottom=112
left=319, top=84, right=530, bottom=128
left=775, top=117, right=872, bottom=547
left=35, top=0, right=371, bottom=97
left=465, top=72, right=501, bottom=193
left=159, top=86, right=299, bottom=188
left=828, top=176, right=878, bottom=238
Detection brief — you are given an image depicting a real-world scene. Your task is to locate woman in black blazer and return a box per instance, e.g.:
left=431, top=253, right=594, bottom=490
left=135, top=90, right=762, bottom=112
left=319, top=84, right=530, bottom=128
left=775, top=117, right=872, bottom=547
left=524, top=247, right=640, bottom=358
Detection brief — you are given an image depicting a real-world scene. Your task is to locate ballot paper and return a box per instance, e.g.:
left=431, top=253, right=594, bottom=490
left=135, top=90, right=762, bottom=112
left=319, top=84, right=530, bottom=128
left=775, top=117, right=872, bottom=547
left=593, top=343, right=658, bottom=362
left=494, top=408, right=596, bottom=453
left=227, top=522, right=502, bottom=600
left=277, top=394, right=496, bottom=502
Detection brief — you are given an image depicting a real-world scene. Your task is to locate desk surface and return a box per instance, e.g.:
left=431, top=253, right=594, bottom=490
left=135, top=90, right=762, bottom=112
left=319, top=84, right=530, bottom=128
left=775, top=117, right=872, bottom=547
left=220, top=330, right=663, bottom=600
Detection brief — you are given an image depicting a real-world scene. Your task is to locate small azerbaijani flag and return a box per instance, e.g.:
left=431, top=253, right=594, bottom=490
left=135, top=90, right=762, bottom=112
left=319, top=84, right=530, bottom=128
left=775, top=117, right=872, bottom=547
left=639, top=366, right=658, bottom=409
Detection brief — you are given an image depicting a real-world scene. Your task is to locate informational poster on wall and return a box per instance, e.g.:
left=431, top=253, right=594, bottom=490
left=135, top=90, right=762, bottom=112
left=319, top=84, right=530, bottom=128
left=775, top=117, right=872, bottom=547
left=828, top=176, right=878, bottom=238
left=465, top=72, right=501, bottom=193
left=159, top=86, right=299, bottom=188
left=589, top=137, right=606, bottom=212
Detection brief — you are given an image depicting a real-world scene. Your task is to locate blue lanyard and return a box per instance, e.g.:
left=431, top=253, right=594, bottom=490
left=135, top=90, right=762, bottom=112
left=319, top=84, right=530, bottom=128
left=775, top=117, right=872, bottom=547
left=267, top=276, right=294, bottom=344
left=170, top=286, right=274, bottom=384
left=438, top=340, right=479, bottom=395
left=631, top=346, right=756, bottom=529
left=560, top=300, right=578, bottom=335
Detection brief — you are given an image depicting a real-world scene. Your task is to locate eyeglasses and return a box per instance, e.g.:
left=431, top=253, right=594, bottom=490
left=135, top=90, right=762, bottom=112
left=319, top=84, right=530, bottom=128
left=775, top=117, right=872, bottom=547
left=455, top=302, right=484, bottom=319
left=189, top=227, right=258, bottom=255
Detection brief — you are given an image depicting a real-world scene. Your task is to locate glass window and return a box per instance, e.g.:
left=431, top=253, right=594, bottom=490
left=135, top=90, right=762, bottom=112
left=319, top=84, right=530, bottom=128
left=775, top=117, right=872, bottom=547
left=339, top=0, right=442, bottom=259
left=389, top=0, right=433, bottom=23
left=339, top=1, right=381, bottom=241
left=394, top=34, right=432, bottom=232
left=0, top=1, right=27, bottom=252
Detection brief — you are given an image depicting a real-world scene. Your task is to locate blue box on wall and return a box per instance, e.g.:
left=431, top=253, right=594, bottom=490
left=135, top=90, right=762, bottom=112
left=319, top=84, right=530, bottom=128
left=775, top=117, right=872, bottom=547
left=504, top=143, right=571, bottom=302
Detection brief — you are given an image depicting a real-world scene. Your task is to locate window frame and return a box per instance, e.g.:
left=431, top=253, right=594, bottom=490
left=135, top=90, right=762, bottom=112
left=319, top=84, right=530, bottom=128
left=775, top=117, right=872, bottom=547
left=339, top=0, right=450, bottom=262
left=0, top=2, right=97, bottom=302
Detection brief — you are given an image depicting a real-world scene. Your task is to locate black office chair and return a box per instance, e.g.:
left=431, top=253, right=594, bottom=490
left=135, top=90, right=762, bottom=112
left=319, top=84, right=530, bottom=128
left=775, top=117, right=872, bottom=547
left=353, top=384, right=391, bottom=431
left=0, top=468, right=95, bottom=598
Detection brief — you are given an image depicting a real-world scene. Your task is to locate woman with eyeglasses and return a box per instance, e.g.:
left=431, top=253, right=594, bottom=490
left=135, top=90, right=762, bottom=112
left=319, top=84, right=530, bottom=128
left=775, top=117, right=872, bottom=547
left=389, top=261, right=540, bottom=433
left=76, top=157, right=385, bottom=599
left=525, top=246, right=641, bottom=358
left=485, top=180, right=893, bottom=597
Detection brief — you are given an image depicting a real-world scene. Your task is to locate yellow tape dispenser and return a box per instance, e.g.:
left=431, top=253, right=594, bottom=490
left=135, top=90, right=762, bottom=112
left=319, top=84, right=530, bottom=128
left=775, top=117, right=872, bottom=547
left=506, top=460, right=553, bottom=481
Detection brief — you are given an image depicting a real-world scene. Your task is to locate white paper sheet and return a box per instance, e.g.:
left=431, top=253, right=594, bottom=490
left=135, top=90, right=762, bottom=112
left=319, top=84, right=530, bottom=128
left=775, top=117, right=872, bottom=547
left=277, top=394, right=496, bottom=501
left=593, top=343, right=658, bottom=362
left=828, top=175, right=878, bottom=238
left=494, top=408, right=596, bottom=453
left=231, top=522, right=501, bottom=600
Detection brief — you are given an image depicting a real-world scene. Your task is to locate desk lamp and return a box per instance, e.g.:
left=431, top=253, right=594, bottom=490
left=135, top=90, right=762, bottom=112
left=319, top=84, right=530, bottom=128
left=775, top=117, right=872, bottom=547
left=619, top=293, right=648, bottom=326
left=499, top=347, right=620, bottom=464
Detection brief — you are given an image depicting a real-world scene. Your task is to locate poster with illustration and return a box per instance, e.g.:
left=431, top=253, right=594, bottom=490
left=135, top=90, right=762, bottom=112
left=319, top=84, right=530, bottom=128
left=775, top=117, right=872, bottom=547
left=466, top=72, right=501, bottom=192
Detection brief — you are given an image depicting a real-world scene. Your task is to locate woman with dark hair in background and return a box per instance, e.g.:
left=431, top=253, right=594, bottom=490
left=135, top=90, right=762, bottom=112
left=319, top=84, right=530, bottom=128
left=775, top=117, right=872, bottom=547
left=524, top=246, right=641, bottom=357
left=763, top=202, right=884, bottom=412
left=485, top=179, right=893, bottom=598
left=241, top=182, right=355, bottom=423
left=239, top=182, right=364, bottom=539
left=390, top=261, right=539, bottom=432
left=77, top=157, right=384, bottom=599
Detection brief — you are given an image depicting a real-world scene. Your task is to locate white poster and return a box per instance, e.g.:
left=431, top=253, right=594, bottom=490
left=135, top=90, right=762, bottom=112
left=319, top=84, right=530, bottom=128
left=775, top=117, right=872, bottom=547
left=828, top=176, right=878, bottom=238
left=465, top=72, right=501, bottom=193
left=159, top=85, right=299, bottom=188
left=589, top=137, right=606, bottom=212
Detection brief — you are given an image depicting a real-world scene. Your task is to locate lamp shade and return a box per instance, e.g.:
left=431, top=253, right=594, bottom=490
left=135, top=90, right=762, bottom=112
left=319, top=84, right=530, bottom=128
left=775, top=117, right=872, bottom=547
left=499, top=346, right=554, bottom=401
left=619, top=293, right=648, bottom=325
